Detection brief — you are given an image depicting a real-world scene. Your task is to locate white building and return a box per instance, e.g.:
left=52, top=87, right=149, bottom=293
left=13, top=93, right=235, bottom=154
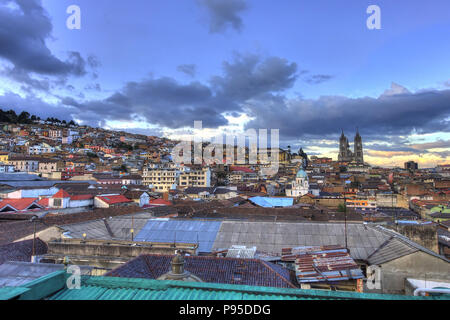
left=29, top=145, right=55, bottom=155
left=285, top=169, right=309, bottom=197
left=0, top=164, right=15, bottom=173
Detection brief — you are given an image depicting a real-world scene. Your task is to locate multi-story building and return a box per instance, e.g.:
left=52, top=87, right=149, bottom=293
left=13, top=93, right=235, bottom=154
left=143, top=164, right=211, bottom=192
left=29, top=145, right=56, bottom=155
left=0, top=163, right=15, bottom=173
left=404, top=161, right=419, bottom=171
left=49, top=130, right=63, bottom=139
left=8, top=156, right=40, bottom=172
left=38, top=159, right=63, bottom=174
left=143, top=166, right=179, bottom=192
left=178, top=166, right=211, bottom=189
left=0, top=152, right=9, bottom=163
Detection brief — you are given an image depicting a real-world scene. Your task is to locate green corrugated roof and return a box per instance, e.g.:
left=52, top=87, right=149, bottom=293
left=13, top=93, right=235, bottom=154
left=46, top=276, right=449, bottom=300
left=4, top=272, right=449, bottom=300
left=0, top=287, right=30, bottom=300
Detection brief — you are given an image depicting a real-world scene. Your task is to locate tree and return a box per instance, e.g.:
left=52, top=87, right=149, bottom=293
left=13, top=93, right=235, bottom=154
left=18, top=111, right=31, bottom=124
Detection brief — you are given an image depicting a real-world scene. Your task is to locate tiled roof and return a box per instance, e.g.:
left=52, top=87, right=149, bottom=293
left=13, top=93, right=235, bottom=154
left=37, top=198, right=49, bottom=207
left=0, top=207, right=142, bottom=245
left=51, top=189, right=71, bottom=199
left=105, top=254, right=297, bottom=289
left=149, top=199, right=172, bottom=206
left=70, top=194, right=94, bottom=201
left=0, top=198, right=41, bottom=211
left=96, top=195, right=133, bottom=205
left=230, top=166, right=255, bottom=173
left=0, top=239, right=47, bottom=265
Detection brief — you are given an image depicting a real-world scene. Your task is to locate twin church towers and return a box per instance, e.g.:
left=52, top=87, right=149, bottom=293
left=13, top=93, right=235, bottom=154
left=338, top=129, right=364, bottom=164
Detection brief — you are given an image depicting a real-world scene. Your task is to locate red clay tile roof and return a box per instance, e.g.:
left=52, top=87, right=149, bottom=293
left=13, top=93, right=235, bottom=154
left=96, top=195, right=133, bottom=205
left=37, top=198, right=49, bottom=207
left=0, top=198, right=41, bottom=211
left=70, top=194, right=94, bottom=201
left=230, top=166, right=255, bottom=173
left=149, top=199, right=172, bottom=206
left=52, top=189, right=71, bottom=199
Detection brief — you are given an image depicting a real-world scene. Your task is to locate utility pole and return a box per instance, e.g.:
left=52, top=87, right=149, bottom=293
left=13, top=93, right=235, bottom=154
left=131, top=213, right=134, bottom=242
left=31, top=215, right=38, bottom=262
left=344, top=187, right=348, bottom=251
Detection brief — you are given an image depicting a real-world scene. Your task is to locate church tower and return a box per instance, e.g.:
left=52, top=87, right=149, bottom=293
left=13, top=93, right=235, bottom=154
left=338, top=130, right=353, bottom=162
left=354, top=128, right=364, bottom=164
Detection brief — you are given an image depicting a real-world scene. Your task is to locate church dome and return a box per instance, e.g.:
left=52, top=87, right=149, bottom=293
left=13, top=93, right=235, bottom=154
left=296, top=169, right=307, bottom=178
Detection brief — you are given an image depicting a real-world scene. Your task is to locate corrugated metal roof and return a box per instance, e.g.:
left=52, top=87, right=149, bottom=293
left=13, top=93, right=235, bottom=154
left=367, top=237, right=418, bottom=265
left=249, top=197, right=294, bottom=208
left=281, top=246, right=364, bottom=283
left=0, top=286, right=29, bottom=300
left=135, top=220, right=222, bottom=253
left=213, top=221, right=390, bottom=260
left=0, top=262, right=92, bottom=288
left=46, top=275, right=447, bottom=300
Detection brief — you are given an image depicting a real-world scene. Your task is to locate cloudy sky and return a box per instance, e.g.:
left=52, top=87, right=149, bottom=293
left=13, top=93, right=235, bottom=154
left=0, top=0, right=449, bottom=168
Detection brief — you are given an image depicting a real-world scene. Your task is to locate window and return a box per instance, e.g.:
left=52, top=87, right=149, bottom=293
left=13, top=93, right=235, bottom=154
left=53, top=199, right=62, bottom=207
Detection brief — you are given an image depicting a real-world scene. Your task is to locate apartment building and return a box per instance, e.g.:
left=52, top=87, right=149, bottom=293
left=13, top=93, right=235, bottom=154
left=179, top=167, right=211, bottom=189
left=143, top=167, right=179, bottom=192
left=29, top=145, right=55, bottom=155
left=38, top=159, right=64, bottom=174
left=143, top=164, right=211, bottom=192
left=8, top=156, right=41, bottom=172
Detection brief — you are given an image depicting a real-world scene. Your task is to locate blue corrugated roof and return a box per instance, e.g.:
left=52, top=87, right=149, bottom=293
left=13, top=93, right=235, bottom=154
left=134, top=220, right=222, bottom=253
left=249, top=197, right=293, bottom=208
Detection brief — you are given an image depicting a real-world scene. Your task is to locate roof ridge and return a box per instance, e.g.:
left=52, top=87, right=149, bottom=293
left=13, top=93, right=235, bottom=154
left=375, top=226, right=450, bottom=263
left=260, top=260, right=297, bottom=289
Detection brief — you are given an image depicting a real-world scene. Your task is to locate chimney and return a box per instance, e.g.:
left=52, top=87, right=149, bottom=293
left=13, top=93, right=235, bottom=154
left=163, top=192, right=169, bottom=201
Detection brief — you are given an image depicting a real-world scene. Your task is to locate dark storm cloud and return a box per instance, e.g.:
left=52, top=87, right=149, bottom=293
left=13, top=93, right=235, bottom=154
left=244, top=88, right=450, bottom=140
left=211, top=54, right=298, bottom=101
left=0, top=91, right=74, bottom=121
left=177, top=64, right=197, bottom=77
left=1, top=66, right=50, bottom=92
left=198, top=0, right=248, bottom=33
left=61, top=54, right=299, bottom=129
left=0, top=0, right=88, bottom=89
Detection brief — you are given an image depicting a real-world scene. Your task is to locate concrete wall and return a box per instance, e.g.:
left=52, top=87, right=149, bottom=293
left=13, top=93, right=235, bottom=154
left=48, top=241, right=197, bottom=258
left=69, top=199, right=93, bottom=208
left=377, top=251, right=450, bottom=295
left=390, top=224, right=439, bottom=253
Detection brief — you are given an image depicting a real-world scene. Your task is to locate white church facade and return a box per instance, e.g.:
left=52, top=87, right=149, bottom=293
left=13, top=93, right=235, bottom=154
left=285, top=169, right=309, bottom=197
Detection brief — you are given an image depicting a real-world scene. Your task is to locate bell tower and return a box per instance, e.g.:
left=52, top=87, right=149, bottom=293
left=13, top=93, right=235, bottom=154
left=354, top=128, right=364, bottom=164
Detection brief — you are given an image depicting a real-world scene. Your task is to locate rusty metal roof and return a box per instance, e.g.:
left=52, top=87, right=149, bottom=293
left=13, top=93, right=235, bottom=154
left=282, top=246, right=364, bottom=283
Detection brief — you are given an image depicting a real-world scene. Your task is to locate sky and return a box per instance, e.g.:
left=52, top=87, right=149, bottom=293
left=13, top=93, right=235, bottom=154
left=0, top=0, right=449, bottom=168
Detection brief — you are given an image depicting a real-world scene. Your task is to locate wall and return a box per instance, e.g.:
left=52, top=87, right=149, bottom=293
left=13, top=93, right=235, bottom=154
left=378, top=251, right=450, bottom=295
left=390, top=224, right=439, bottom=253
